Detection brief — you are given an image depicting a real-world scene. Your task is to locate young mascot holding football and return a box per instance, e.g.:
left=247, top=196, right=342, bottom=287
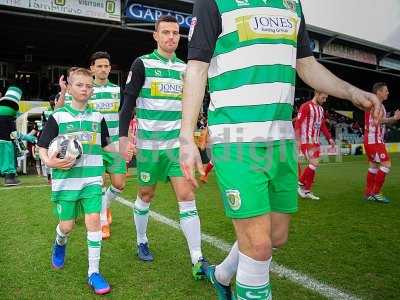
left=38, top=68, right=127, bottom=295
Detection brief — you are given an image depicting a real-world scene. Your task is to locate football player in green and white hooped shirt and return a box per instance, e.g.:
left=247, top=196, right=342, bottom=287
left=180, top=0, right=383, bottom=299
left=61, top=52, right=126, bottom=240
left=38, top=68, right=120, bottom=295
left=119, top=15, right=208, bottom=280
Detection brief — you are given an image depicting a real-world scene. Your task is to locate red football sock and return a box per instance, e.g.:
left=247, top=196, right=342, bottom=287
left=204, top=161, right=214, bottom=176
left=372, top=166, right=390, bottom=195
left=364, top=168, right=377, bottom=196
left=301, top=164, right=316, bottom=191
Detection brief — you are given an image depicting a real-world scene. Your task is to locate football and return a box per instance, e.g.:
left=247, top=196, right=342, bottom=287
left=48, top=135, right=83, bottom=161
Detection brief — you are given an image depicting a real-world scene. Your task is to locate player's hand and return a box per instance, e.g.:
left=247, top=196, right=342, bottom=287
left=54, top=75, right=67, bottom=108
left=59, top=75, right=67, bottom=93
left=350, top=90, right=383, bottom=125
left=179, top=136, right=204, bottom=188
left=328, top=138, right=336, bottom=147
left=393, top=109, right=400, bottom=121
left=127, top=142, right=136, bottom=160
left=119, top=136, right=133, bottom=161
left=46, top=151, right=75, bottom=170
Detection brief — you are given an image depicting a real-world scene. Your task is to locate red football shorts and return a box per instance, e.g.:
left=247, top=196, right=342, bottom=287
left=364, top=143, right=390, bottom=163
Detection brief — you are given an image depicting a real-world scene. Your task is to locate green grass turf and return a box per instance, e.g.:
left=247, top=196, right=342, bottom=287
left=0, top=154, right=399, bottom=299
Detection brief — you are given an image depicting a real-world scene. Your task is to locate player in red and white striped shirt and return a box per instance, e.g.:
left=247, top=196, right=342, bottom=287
left=363, top=82, right=400, bottom=203
left=295, top=91, right=335, bottom=200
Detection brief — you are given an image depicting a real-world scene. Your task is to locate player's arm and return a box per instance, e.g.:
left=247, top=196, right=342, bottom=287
left=296, top=58, right=383, bottom=123
left=321, top=118, right=335, bottom=145
left=180, top=62, right=208, bottom=186
left=101, top=117, right=117, bottom=152
left=180, top=60, right=209, bottom=146
left=295, top=14, right=382, bottom=123
left=37, top=115, right=75, bottom=169
left=382, top=109, right=400, bottom=124
left=180, top=0, right=221, bottom=187
left=103, top=117, right=134, bottom=158
left=119, top=58, right=145, bottom=160
left=128, top=118, right=138, bottom=156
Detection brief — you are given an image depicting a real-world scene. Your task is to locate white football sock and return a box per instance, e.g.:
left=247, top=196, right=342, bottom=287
left=236, top=251, right=272, bottom=300
left=179, top=200, right=203, bottom=264
left=55, top=224, right=68, bottom=246
left=215, top=241, right=239, bottom=286
left=134, top=196, right=150, bottom=245
left=104, top=185, right=122, bottom=208
left=100, top=188, right=108, bottom=226
left=87, top=231, right=102, bottom=276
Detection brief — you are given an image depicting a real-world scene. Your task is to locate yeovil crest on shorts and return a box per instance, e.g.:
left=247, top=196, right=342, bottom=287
left=226, top=189, right=241, bottom=210
left=140, top=172, right=151, bottom=183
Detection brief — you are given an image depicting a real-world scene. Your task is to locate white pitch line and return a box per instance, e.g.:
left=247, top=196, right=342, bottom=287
left=319, top=162, right=366, bottom=166
left=0, top=177, right=139, bottom=192
left=115, top=196, right=361, bottom=300
left=0, top=184, right=49, bottom=191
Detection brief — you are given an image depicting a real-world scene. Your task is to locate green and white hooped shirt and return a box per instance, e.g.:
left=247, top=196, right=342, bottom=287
left=135, top=50, right=186, bottom=150
left=65, top=80, right=120, bottom=143
left=189, top=0, right=311, bottom=145
left=37, top=103, right=110, bottom=201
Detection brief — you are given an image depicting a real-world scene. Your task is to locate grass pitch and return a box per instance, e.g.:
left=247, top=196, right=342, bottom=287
left=0, top=154, right=399, bottom=299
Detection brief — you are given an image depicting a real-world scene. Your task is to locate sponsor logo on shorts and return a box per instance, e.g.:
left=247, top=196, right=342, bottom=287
left=140, top=172, right=151, bottom=183
left=226, top=189, right=241, bottom=211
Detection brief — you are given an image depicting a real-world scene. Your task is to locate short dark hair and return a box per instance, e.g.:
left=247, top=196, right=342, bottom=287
left=155, top=15, right=178, bottom=31
left=372, top=82, right=387, bottom=94
left=89, top=51, right=111, bottom=66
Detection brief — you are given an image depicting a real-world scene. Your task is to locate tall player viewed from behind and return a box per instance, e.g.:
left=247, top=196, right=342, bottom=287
left=296, top=91, right=335, bottom=200
left=364, top=82, right=400, bottom=203
left=180, top=0, right=383, bottom=298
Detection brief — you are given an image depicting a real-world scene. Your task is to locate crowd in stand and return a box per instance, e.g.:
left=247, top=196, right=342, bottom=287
left=293, top=98, right=400, bottom=145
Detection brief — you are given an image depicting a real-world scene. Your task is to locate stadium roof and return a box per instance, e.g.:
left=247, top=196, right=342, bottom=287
left=0, top=0, right=399, bottom=78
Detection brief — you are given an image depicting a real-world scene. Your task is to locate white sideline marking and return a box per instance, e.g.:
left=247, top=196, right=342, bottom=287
left=0, top=176, right=138, bottom=191
left=115, top=196, right=361, bottom=300
left=319, top=162, right=365, bottom=166
left=0, top=184, right=49, bottom=191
